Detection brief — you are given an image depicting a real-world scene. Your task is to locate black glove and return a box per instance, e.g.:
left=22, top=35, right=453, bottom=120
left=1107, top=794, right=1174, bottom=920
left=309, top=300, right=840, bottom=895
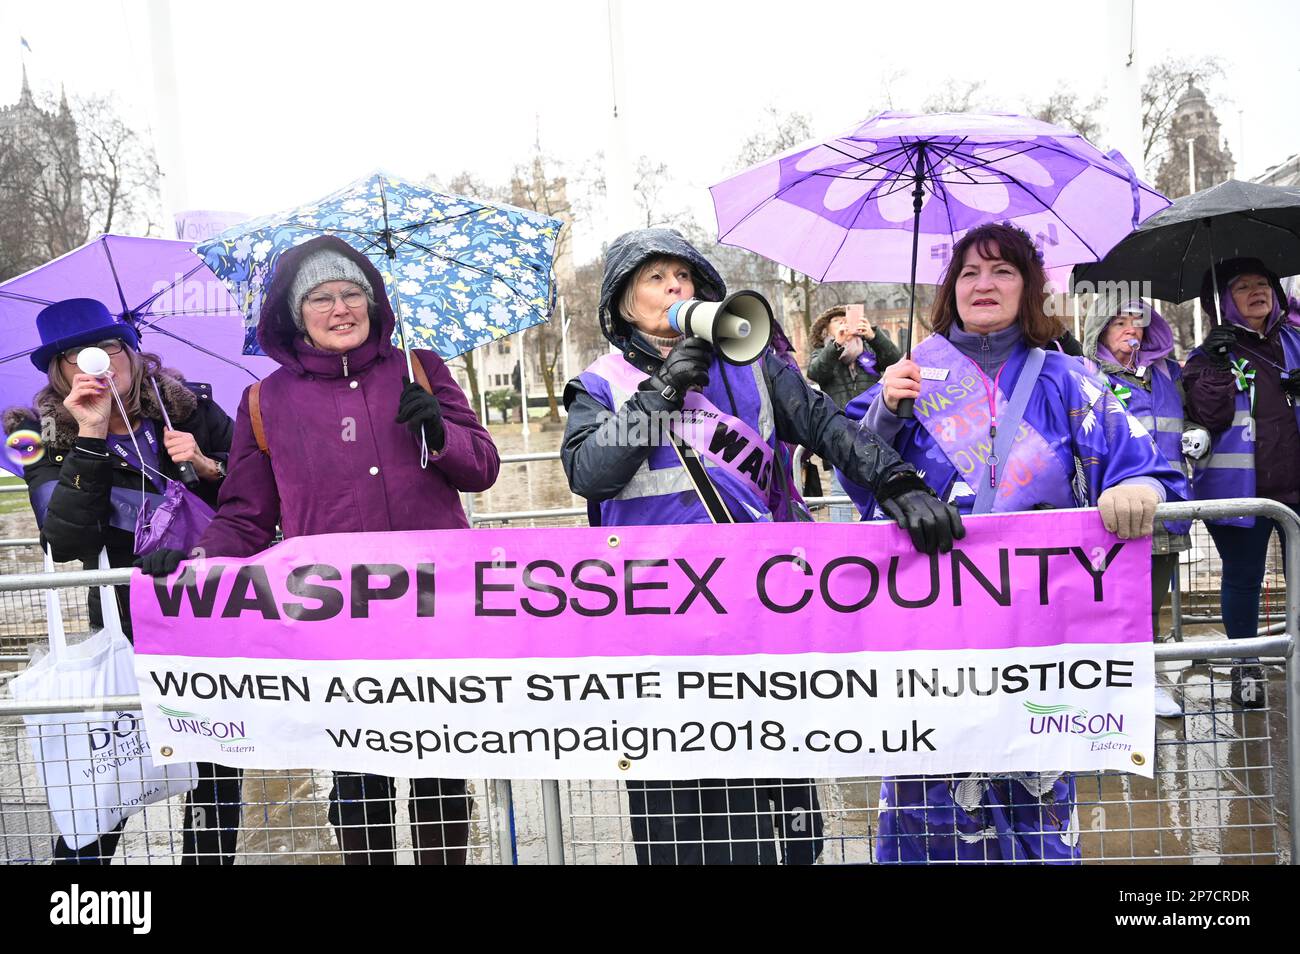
left=396, top=380, right=446, bottom=452
left=638, top=336, right=713, bottom=408
left=1282, top=371, right=1300, bottom=398
left=134, top=548, right=186, bottom=577
left=876, top=474, right=965, bottom=555
left=1201, top=324, right=1238, bottom=369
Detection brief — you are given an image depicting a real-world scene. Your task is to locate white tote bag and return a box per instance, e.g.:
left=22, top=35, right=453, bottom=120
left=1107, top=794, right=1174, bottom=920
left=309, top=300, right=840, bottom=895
left=10, top=549, right=196, bottom=850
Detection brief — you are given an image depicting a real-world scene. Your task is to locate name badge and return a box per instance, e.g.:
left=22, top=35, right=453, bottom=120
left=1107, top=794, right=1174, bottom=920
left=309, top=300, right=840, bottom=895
left=920, top=367, right=949, bottom=381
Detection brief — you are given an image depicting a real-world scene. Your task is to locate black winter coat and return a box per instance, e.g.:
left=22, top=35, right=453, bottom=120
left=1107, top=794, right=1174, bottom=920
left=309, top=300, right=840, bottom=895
left=806, top=334, right=902, bottom=410
left=563, top=227, right=915, bottom=511
left=3, top=371, right=234, bottom=636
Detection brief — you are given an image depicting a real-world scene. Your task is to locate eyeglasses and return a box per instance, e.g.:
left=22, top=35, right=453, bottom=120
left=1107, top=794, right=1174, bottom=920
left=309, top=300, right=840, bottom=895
left=304, top=290, right=368, bottom=314
left=60, top=340, right=125, bottom=364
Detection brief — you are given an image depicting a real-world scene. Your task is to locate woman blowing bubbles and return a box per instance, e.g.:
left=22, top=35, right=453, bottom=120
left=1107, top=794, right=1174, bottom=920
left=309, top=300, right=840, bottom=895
left=841, top=223, right=1184, bottom=864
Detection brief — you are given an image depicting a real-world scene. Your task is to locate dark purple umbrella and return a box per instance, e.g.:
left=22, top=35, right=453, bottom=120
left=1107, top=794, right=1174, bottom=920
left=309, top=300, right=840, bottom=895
left=0, top=235, right=276, bottom=476
left=711, top=111, right=1169, bottom=415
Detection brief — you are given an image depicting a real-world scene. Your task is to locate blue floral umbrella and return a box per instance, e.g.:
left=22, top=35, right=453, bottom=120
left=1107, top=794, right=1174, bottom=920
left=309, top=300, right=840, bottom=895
left=196, top=172, right=563, bottom=375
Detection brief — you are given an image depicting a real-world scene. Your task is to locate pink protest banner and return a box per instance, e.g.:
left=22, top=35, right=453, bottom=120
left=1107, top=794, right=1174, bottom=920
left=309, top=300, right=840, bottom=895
left=130, top=510, right=1155, bottom=780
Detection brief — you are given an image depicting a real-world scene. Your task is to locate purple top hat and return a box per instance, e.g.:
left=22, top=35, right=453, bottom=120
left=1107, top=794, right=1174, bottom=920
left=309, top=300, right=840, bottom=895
left=31, top=298, right=139, bottom=371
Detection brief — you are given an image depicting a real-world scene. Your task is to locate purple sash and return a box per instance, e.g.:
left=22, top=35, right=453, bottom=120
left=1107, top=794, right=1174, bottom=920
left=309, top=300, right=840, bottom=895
left=593, top=354, right=776, bottom=502
left=911, top=335, right=1072, bottom=513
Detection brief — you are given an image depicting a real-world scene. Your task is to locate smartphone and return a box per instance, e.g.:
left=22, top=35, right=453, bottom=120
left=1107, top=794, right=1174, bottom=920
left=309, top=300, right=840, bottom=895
left=844, top=303, right=867, bottom=335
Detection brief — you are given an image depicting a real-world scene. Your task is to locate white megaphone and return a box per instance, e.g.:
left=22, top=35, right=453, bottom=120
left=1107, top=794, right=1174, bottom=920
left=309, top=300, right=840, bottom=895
left=666, top=291, right=773, bottom=365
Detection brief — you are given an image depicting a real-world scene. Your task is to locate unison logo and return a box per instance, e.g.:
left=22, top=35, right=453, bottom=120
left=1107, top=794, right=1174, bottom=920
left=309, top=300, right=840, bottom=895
left=158, top=704, right=253, bottom=752
left=1023, top=701, right=1129, bottom=742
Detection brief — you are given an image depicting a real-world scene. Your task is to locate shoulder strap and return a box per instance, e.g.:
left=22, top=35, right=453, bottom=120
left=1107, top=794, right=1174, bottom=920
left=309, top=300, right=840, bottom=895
left=248, top=355, right=431, bottom=460
left=249, top=381, right=270, bottom=458
left=973, top=347, right=1046, bottom=514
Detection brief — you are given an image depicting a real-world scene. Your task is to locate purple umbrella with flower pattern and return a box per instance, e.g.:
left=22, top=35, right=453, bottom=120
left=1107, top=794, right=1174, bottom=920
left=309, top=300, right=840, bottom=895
left=710, top=111, right=1169, bottom=415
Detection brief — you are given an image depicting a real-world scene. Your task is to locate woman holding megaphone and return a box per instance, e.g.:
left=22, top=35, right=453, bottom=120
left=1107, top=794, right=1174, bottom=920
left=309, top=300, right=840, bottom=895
left=562, top=228, right=963, bottom=865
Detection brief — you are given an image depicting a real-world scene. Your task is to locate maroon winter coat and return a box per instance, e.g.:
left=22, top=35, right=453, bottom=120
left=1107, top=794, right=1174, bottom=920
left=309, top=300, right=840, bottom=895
left=198, top=236, right=499, bottom=558
left=1184, top=315, right=1300, bottom=506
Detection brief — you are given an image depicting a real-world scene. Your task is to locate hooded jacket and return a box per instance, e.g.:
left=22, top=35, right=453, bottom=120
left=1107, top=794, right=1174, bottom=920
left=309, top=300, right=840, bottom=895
left=197, top=236, right=499, bottom=558
left=561, top=228, right=915, bottom=520
left=4, top=369, right=232, bottom=636
left=1183, top=258, right=1300, bottom=508
left=1082, top=295, right=1185, bottom=463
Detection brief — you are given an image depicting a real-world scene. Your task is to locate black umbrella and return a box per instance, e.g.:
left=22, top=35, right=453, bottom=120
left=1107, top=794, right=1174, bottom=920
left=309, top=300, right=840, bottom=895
left=1071, top=179, right=1300, bottom=312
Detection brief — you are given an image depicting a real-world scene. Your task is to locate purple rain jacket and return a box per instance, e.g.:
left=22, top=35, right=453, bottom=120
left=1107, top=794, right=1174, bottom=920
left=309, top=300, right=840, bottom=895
left=198, top=236, right=499, bottom=558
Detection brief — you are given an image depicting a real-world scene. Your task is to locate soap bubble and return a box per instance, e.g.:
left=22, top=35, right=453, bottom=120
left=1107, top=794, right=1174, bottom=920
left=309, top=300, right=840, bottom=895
left=5, top=429, right=44, bottom=467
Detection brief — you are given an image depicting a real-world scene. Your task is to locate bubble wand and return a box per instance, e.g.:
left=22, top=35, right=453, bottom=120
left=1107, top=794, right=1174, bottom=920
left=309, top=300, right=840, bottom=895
left=76, top=347, right=198, bottom=488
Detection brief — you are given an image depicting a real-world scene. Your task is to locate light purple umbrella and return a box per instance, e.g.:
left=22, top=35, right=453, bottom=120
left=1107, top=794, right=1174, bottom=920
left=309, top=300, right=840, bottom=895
left=711, top=110, right=1169, bottom=415
left=0, top=234, right=277, bottom=476
left=713, top=111, right=1170, bottom=283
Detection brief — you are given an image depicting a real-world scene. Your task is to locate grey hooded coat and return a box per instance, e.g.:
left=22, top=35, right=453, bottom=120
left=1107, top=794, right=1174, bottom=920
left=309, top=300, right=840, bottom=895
left=561, top=228, right=915, bottom=506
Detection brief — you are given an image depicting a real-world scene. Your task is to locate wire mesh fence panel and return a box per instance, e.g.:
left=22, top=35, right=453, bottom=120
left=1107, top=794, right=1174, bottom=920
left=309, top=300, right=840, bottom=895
left=0, top=708, right=513, bottom=865
left=1173, top=523, right=1288, bottom=634
left=0, top=546, right=92, bottom=656
left=0, top=498, right=1294, bottom=864
left=550, top=658, right=1289, bottom=865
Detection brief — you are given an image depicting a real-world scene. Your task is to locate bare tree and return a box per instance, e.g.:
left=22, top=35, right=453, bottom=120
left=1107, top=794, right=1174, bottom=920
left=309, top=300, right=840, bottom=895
left=74, top=95, right=163, bottom=238
left=420, top=169, right=511, bottom=419
left=0, top=91, right=161, bottom=282
left=631, top=156, right=692, bottom=230
left=1028, top=85, right=1107, bottom=142
left=725, top=109, right=826, bottom=343
left=509, top=149, right=608, bottom=422
left=1141, top=56, right=1225, bottom=168
left=923, top=79, right=992, bottom=114
left=0, top=134, right=42, bottom=278
left=734, top=107, right=813, bottom=169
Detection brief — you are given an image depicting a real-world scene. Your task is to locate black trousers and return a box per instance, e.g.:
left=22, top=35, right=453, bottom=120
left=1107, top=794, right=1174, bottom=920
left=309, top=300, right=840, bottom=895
left=328, top=773, right=472, bottom=865
left=625, top=778, right=823, bottom=865
left=53, top=763, right=243, bottom=865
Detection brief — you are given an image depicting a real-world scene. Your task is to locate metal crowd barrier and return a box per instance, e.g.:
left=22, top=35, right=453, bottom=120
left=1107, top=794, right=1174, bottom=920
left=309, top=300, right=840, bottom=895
left=0, top=490, right=1295, bottom=863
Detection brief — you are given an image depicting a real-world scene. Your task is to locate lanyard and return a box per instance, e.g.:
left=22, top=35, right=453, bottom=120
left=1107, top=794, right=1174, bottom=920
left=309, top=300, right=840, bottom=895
left=109, top=423, right=165, bottom=491
left=1231, top=340, right=1285, bottom=374
left=966, top=359, right=1008, bottom=489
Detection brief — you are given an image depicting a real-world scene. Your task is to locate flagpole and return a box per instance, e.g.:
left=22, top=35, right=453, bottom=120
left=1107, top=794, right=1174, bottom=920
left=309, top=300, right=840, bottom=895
left=146, top=0, right=190, bottom=227
left=604, top=0, right=638, bottom=237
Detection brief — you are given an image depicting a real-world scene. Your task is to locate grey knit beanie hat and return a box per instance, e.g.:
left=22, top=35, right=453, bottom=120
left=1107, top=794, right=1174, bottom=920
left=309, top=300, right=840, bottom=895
left=288, top=248, right=374, bottom=329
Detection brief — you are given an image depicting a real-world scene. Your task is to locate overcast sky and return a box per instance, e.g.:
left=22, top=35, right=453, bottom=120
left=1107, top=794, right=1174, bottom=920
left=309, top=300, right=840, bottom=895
left=4, top=0, right=1298, bottom=262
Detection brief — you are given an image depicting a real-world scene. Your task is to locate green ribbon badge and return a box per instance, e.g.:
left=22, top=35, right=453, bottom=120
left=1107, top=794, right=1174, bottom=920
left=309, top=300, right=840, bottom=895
left=1231, top=358, right=1257, bottom=415
left=1109, top=382, right=1132, bottom=408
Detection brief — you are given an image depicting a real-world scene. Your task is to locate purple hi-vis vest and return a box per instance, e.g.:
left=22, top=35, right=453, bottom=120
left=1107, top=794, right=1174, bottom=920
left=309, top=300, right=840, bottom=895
left=1191, top=325, right=1300, bottom=527
left=1101, top=360, right=1190, bottom=537
left=1105, top=360, right=1184, bottom=471
left=911, top=334, right=1074, bottom=513
left=579, top=353, right=778, bottom=526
